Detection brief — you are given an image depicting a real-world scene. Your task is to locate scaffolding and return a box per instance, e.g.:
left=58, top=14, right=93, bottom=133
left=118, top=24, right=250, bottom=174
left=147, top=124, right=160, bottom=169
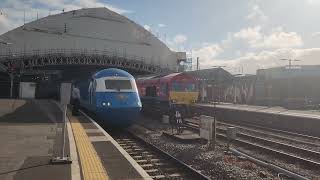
left=0, top=48, right=172, bottom=74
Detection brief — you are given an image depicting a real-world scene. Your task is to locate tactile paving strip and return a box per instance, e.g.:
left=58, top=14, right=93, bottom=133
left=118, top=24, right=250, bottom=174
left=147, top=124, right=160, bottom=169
left=69, top=115, right=109, bottom=180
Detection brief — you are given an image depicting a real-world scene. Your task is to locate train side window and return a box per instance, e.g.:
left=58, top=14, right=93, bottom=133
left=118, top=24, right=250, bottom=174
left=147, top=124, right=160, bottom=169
left=146, top=86, right=157, bottom=97
left=160, top=83, right=167, bottom=96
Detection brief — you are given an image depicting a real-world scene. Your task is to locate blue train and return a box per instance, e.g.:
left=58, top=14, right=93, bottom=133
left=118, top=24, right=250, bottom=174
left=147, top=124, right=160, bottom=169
left=77, top=68, right=142, bottom=127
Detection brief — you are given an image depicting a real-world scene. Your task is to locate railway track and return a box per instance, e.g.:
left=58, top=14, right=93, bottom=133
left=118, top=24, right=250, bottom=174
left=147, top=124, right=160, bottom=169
left=111, top=130, right=210, bottom=180
left=218, top=121, right=320, bottom=147
left=184, top=118, right=320, bottom=170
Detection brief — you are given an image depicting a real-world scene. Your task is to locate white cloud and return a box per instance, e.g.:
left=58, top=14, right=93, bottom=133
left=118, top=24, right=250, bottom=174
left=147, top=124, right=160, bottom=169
left=173, top=34, right=187, bottom=44
left=307, top=0, right=320, bottom=4
left=158, top=23, right=166, bottom=28
left=312, top=32, right=320, bottom=37
left=31, top=0, right=131, bottom=14
left=163, top=34, right=188, bottom=51
left=0, top=0, right=130, bottom=34
left=260, top=30, right=303, bottom=49
left=233, top=26, right=303, bottom=49
left=246, top=4, right=268, bottom=21
left=0, top=14, right=11, bottom=33
left=194, top=47, right=320, bottom=74
left=234, top=26, right=262, bottom=45
left=192, top=43, right=223, bottom=66
left=143, top=25, right=151, bottom=31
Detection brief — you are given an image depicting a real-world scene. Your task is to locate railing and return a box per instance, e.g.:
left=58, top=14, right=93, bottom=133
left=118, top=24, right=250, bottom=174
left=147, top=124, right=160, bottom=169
left=0, top=48, right=173, bottom=73
left=1, top=48, right=151, bottom=62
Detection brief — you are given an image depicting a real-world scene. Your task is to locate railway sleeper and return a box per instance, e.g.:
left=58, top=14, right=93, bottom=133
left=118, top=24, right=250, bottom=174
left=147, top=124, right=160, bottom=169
left=132, top=154, right=154, bottom=159
left=144, top=169, right=159, bottom=173
left=139, top=162, right=166, bottom=168
left=150, top=175, right=166, bottom=179
left=151, top=173, right=184, bottom=179
left=128, top=151, right=152, bottom=156
left=118, top=143, right=139, bottom=146
left=124, top=148, right=145, bottom=152
left=116, top=138, right=133, bottom=141
left=136, top=159, right=162, bottom=164
left=121, top=145, right=141, bottom=149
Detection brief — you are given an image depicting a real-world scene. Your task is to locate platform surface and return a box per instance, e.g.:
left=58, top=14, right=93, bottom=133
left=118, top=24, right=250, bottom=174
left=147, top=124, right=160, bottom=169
left=0, top=99, right=151, bottom=180
left=0, top=99, right=71, bottom=180
left=72, top=111, right=152, bottom=180
left=196, top=103, right=320, bottom=119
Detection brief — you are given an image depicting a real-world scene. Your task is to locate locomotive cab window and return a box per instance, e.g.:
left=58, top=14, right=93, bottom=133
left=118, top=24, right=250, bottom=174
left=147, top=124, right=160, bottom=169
left=105, top=79, right=132, bottom=90
left=172, top=82, right=196, bottom=92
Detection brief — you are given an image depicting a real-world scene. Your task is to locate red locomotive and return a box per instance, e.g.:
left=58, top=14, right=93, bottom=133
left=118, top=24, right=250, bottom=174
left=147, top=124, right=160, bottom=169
left=136, top=72, right=198, bottom=116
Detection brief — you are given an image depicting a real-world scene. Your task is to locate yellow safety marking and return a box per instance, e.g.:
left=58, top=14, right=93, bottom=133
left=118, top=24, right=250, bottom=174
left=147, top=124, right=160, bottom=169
left=69, top=115, right=109, bottom=180
left=169, top=91, right=199, bottom=104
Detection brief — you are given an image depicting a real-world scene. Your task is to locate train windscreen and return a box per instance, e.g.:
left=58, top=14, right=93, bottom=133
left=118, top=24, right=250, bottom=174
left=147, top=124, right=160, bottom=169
left=105, top=80, right=132, bottom=90
left=172, top=82, right=196, bottom=92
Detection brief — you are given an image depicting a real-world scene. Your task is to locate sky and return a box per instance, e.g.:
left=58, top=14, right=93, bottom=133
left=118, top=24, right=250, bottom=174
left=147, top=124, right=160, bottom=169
left=1, top=0, right=320, bottom=74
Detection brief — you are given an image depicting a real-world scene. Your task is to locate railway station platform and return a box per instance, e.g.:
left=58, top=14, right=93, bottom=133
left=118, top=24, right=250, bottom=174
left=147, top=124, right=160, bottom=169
left=0, top=99, right=71, bottom=180
left=0, top=99, right=151, bottom=180
left=194, top=103, right=320, bottom=137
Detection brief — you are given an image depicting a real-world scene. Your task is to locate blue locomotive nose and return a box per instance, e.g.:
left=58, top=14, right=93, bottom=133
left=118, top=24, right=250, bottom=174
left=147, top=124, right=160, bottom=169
left=95, top=92, right=142, bottom=127
left=96, top=107, right=141, bottom=127
left=77, top=68, right=142, bottom=128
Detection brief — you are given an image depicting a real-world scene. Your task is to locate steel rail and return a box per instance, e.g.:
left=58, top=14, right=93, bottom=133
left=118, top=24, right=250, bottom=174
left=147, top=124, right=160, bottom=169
left=80, top=110, right=210, bottom=179
left=217, top=121, right=320, bottom=143
left=185, top=119, right=320, bottom=148
left=215, top=128, right=320, bottom=160
left=112, top=130, right=210, bottom=180
left=184, top=121, right=320, bottom=169
left=217, top=121, right=320, bottom=148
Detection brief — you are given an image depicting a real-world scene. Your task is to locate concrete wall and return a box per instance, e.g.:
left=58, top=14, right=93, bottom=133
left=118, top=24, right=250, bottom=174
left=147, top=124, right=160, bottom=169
left=193, top=105, right=320, bottom=137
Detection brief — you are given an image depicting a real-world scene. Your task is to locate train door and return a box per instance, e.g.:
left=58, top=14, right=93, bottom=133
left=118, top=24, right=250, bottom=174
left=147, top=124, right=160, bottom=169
left=88, top=79, right=96, bottom=106
left=92, top=80, right=97, bottom=107
left=88, top=80, right=92, bottom=105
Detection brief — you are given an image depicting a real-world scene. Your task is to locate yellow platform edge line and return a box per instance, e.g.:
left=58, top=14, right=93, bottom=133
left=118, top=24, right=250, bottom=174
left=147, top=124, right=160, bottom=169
left=69, top=114, right=109, bottom=180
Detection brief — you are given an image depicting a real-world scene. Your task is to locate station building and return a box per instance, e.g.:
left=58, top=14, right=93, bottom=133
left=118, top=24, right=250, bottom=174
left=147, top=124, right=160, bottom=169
left=0, top=8, right=186, bottom=98
left=186, top=68, right=233, bottom=102
left=254, top=65, right=320, bottom=109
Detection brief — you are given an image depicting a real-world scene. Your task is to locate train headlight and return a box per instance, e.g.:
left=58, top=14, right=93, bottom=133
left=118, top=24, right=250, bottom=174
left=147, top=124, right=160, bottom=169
left=102, top=102, right=111, bottom=107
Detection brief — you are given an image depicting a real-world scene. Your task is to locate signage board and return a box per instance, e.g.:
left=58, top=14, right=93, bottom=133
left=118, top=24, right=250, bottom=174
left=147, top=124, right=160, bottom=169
left=60, top=83, right=71, bottom=105
left=200, top=115, right=213, bottom=140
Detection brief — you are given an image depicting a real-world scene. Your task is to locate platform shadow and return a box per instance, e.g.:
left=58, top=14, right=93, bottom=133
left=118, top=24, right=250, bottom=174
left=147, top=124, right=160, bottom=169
left=0, top=100, right=62, bottom=123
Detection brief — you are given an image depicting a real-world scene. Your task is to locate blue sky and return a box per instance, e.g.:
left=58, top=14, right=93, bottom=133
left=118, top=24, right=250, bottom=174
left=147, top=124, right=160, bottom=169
left=1, top=0, right=320, bottom=73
